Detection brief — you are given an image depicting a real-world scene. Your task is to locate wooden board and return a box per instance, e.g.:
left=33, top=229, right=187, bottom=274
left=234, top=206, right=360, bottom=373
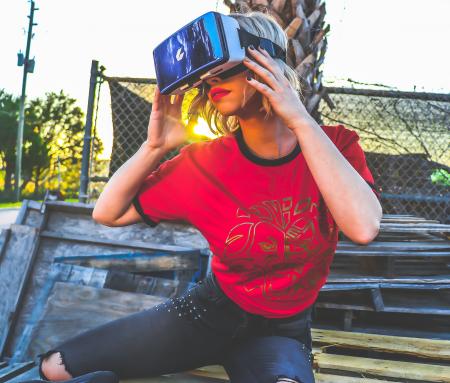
left=313, top=353, right=450, bottom=382
left=0, top=361, right=35, bottom=382
left=27, top=282, right=164, bottom=360
left=5, top=199, right=209, bottom=360
left=0, top=225, right=40, bottom=357
left=312, top=328, right=450, bottom=361
left=3, top=364, right=403, bottom=383
left=54, top=251, right=201, bottom=272
left=10, top=262, right=193, bottom=363
left=0, top=228, right=11, bottom=263
left=188, top=365, right=400, bottom=382
left=6, top=366, right=224, bottom=383
left=316, top=288, right=450, bottom=315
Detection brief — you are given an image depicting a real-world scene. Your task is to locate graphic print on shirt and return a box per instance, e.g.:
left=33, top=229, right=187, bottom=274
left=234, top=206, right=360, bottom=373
left=223, top=196, right=336, bottom=302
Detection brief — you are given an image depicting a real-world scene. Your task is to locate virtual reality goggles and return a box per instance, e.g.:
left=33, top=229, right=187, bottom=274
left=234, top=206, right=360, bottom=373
left=153, top=11, right=287, bottom=95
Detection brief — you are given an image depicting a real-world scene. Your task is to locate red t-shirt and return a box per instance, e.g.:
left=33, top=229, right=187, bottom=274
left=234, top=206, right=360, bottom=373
left=133, top=124, right=380, bottom=318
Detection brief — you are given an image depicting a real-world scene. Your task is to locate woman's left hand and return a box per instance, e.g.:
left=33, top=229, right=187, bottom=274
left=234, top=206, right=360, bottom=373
left=243, top=45, right=313, bottom=130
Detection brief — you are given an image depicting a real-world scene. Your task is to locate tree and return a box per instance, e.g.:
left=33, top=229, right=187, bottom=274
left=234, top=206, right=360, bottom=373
left=224, top=0, right=330, bottom=122
left=0, top=89, right=103, bottom=200
left=0, top=90, right=43, bottom=196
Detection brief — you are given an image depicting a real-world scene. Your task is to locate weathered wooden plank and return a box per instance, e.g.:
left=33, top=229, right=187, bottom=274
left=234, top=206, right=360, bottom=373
left=312, top=328, right=450, bottom=361
left=322, top=283, right=450, bottom=291
left=128, top=375, right=224, bottom=383
left=326, top=276, right=450, bottom=284
left=6, top=232, right=204, bottom=359
left=0, top=225, right=40, bottom=358
left=0, top=228, right=11, bottom=263
left=41, top=230, right=201, bottom=253
left=316, top=301, right=450, bottom=315
left=4, top=366, right=40, bottom=383
left=313, top=353, right=450, bottom=382
left=315, top=302, right=374, bottom=311
left=317, top=287, right=450, bottom=315
left=54, top=252, right=200, bottom=272
left=20, top=200, right=209, bottom=252
left=381, top=217, right=440, bottom=223
left=335, top=249, right=450, bottom=256
left=314, top=373, right=396, bottom=383
left=15, top=200, right=46, bottom=228
left=370, top=288, right=384, bottom=311
left=379, top=223, right=450, bottom=233
left=0, top=361, right=35, bottom=382
left=8, top=367, right=223, bottom=383
left=14, top=199, right=29, bottom=225
left=188, top=365, right=403, bottom=382
left=337, top=241, right=450, bottom=251
left=13, top=262, right=192, bottom=363
left=27, top=282, right=164, bottom=360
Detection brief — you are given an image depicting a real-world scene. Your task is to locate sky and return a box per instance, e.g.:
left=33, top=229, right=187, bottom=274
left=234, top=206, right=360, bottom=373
left=1, top=0, right=449, bottom=158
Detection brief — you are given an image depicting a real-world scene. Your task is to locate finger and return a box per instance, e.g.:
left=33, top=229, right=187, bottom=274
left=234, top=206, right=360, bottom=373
left=243, top=57, right=279, bottom=91
left=171, top=94, right=185, bottom=118
left=257, top=46, right=286, bottom=80
left=246, top=75, right=275, bottom=98
left=174, top=93, right=185, bottom=106
left=153, top=86, right=161, bottom=111
left=247, top=46, right=286, bottom=83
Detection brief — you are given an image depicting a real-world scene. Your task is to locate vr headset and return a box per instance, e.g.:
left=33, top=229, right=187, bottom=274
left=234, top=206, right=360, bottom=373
left=153, top=11, right=287, bottom=95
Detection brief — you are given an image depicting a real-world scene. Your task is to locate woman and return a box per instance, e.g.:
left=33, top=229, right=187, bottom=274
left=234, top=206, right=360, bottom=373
left=34, top=10, right=382, bottom=383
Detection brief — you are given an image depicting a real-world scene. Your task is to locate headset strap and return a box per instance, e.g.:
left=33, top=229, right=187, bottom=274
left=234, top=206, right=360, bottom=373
left=238, top=28, right=287, bottom=63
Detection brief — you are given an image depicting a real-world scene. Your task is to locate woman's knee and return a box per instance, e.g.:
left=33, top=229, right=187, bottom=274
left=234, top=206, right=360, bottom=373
left=40, top=351, right=73, bottom=381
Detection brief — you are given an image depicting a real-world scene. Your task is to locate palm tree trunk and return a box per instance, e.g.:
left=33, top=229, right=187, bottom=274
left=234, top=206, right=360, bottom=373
left=223, top=0, right=331, bottom=123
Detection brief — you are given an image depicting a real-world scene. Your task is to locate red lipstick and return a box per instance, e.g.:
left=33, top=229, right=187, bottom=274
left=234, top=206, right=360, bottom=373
left=210, top=87, right=231, bottom=101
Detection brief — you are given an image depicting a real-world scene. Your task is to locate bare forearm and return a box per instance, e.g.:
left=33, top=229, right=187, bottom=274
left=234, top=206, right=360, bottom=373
left=292, top=119, right=382, bottom=244
left=92, top=143, right=167, bottom=222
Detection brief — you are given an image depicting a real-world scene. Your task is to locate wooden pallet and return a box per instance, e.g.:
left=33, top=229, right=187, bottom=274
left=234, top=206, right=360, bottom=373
left=2, top=201, right=450, bottom=382
left=4, top=328, right=450, bottom=382
left=0, top=200, right=209, bottom=361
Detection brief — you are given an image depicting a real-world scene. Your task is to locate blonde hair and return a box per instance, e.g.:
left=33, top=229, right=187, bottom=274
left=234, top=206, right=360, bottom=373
left=186, top=10, right=302, bottom=137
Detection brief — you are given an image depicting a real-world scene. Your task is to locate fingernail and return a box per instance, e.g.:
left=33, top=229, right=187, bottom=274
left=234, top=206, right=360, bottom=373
left=246, top=76, right=252, bottom=81
left=248, top=45, right=255, bottom=50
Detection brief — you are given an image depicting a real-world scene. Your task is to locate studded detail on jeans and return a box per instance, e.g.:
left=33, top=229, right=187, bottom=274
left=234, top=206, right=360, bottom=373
left=154, top=291, right=207, bottom=322
left=299, top=342, right=313, bottom=364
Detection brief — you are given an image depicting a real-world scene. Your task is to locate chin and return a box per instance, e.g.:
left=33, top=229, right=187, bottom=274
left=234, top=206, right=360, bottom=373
left=213, top=102, right=243, bottom=116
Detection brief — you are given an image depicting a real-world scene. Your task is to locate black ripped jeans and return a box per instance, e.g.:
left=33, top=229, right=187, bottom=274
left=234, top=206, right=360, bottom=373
left=37, top=273, right=315, bottom=383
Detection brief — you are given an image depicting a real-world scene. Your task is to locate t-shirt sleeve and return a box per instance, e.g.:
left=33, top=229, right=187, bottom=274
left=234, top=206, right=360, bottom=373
left=132, top=144, right=194, bottom=227
left=334, top=125, right=381, bottom=201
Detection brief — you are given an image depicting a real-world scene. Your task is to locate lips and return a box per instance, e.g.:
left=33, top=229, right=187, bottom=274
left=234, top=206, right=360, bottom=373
left=210, top=87, right=231, bottom=101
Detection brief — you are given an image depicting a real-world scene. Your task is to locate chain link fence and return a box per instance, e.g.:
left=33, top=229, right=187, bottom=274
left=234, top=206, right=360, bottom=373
left=87, top=74, right=449, bottom=223
left=320, top=87, right=449, bottom=224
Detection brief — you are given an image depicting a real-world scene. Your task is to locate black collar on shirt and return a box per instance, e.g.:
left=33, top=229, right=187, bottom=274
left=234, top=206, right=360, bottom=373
left=233, top=127, right=302, bottom=166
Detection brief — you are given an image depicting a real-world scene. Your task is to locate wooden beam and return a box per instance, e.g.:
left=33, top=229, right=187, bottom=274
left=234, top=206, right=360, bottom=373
left=0, top=225, right=40, bottom=359
left=40, top=230, right=202, bottom=252
left=370, top=288, right=385, bottom=311
left=312, top=328, right=450, bottom=361
left=54, top=252, right=200, bottom=272
left=313, top=353, right=450, bottom=382
left=27, top=282, right=164, bottom=359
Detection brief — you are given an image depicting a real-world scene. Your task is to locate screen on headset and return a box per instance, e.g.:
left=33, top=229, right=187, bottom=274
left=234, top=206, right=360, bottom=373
left=154, top=13, right=224, bottom=91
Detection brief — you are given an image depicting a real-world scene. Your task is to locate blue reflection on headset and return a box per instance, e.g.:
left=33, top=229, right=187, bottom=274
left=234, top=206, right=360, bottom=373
left=154, top=13, right=223, bottom=90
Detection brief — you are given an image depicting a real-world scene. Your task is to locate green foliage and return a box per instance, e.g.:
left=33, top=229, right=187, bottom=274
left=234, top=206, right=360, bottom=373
left=430, top=168, right=450, bottom=187
left=0, top=89, right=103, bottom=201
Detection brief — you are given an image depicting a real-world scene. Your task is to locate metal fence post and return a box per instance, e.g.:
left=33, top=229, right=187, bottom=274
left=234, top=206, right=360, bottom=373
left=79, top=60, right=99, bottom=203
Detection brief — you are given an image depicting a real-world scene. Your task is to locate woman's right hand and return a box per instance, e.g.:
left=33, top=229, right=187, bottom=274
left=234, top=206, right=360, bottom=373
left=144, top=86, right=187, bottom=151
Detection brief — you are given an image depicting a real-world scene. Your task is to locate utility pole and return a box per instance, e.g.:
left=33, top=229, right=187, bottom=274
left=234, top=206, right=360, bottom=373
left=15, top=1, right=38, bottom=201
